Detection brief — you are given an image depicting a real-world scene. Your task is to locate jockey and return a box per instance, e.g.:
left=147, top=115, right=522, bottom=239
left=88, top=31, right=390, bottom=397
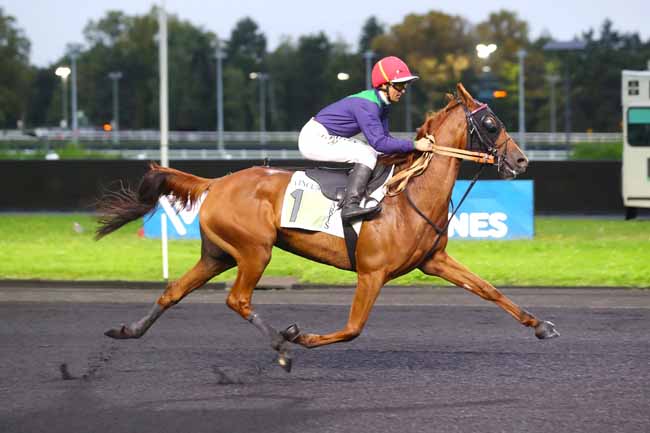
left=299, top=55, right=434, bottom=222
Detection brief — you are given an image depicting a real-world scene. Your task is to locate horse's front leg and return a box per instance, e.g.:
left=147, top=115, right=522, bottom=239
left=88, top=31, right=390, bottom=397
left=419, top=251, right=559, bottom=339
left=292, top=271, right=386, bottom=348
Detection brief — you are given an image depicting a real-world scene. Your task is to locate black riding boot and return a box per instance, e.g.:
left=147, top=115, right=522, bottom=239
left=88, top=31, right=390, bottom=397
left=340, top=163, right=381, bottom=221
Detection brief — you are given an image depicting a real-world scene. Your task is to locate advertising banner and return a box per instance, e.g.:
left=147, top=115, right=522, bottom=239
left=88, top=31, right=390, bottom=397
left=143, top=180, right=534, bottom=240
left=448, top=180, right=534, bottom=239
left=142, top=194, right=205, bottom=240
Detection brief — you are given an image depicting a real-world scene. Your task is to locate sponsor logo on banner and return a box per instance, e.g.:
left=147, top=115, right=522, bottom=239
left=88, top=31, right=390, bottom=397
left=447, top=212, right=509, bottom=239
left=142, top=193, right=206, bottom=239
left=447, top=180, right=533, bottom=240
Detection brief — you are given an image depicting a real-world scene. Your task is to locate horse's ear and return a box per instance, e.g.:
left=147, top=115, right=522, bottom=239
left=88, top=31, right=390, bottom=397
left=456, top=83, right=474, bottom=105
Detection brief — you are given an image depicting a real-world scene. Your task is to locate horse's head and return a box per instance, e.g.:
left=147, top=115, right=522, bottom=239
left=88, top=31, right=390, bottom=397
left=453, top=83, right=529, bottom=179
left=386, top=83, right=529, bottom=195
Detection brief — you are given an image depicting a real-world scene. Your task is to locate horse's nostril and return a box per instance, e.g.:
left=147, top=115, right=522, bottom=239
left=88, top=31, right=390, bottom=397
left=517, top=157, right=528, bottom=168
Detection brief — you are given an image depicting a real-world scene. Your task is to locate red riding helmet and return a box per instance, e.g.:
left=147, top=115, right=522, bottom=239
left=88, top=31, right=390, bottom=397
left=371, top=56, right=419, bottom=88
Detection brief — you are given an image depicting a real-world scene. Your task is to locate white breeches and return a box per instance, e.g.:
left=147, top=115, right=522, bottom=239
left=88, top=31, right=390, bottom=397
left=298, top=118, right=379, bottom=169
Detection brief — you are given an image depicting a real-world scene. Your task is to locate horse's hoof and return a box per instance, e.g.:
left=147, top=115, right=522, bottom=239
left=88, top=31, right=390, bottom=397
left=104, top=325, right=134, bottom=339
left=535, top=321, right=560, bottom=339
left=280, top=324, right=300, bottom=342
left=277, top=352, right=292, bottom=373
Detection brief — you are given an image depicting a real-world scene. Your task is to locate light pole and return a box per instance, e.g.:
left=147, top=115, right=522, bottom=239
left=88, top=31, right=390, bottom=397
left=405, top=89, right=412, bottom=132
left=543, top=40, right=587, bottom=146
left=475, top=43, right=497, bottom=100
left=363, top=50, right=374, bottom=89
left=215, top=39, right=226, bottom=154
left=54, top=66, right=71, bottom=128
left=546, top=74, right=561, bottom=133
left=66, top=43, right=83, bottom=143
left=158, top=5, right=169, bottom=168
left=517, top=49, right=527, bottom=149
left=249, top=72, right=269, bottom=145
left=108, top=71, right=123, bottom=146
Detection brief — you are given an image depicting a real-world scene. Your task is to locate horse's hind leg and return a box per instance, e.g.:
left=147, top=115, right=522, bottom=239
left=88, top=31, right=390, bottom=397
left=224, top=246, right=297, bottom=370
left=419, top=251, right=559, bottom=339
left=105, top=251, right=234, bottom=339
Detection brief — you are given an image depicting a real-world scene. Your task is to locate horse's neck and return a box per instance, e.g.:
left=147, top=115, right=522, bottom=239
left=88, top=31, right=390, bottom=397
left=406, top=106, right=466, bottom=223
left=407, top=146, right=463, bottom=224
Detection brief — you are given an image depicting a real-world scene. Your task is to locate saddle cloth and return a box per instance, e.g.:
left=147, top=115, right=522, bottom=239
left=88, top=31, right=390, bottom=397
left=280, top=166, right=394, bottom=238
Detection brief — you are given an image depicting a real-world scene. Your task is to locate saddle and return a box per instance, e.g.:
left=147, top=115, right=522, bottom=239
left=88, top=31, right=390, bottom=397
left=304, top=162, right=392, bottom=202
left=303, top=162, right=393, bottom=271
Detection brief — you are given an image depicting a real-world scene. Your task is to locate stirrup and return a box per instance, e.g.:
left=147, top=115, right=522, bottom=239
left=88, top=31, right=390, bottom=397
left=341, top=203, right=381, bottom=221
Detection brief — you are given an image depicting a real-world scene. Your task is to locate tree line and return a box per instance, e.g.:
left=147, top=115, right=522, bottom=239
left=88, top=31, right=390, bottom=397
left=1, top=6, right=649, bottom=133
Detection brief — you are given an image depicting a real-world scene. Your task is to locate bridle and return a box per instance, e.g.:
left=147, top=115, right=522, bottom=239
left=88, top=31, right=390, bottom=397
left=425, top=97, right=514, bottom=168
left=404, top=97, right=516, bottom=259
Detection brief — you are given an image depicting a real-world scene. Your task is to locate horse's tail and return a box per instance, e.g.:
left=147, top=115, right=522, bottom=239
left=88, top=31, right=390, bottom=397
left=95, top=162, right=212, bottom=239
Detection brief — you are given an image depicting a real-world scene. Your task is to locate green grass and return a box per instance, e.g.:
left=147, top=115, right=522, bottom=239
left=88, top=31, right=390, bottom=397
left=0, top=144, right=116, bottom=160
left=0, top=214, right=648, bottom=287
left=570, top=141, right=622, bottom=160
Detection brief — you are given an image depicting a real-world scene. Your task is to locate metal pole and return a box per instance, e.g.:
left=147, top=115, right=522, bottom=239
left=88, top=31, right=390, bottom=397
left=161, top=214, right=169, bottom=280
left=405, top=89, right=412, bottom=132
left=108, top=72, right=122, bottom=146
left=112, top=77, right=118, bottom=145
left=61, top=78, right=68, bottom=128
left=67, top=46, right=82, bottom=143
left=564, top=61, right=571, bottom=146
left=546, top=74, right=560, bottom=133
left=363, top=50, right=374, bottom=89
left=542, top=40, right=586, bottom=145
left=517, top=49, right=527, bottom=149
left=158, top=6, right=169, bottom=168
left=260, top=74, right=267, bottom=145
left=216, top=40, right=225, bottom=154
left=158, top=3, right=170, bottom=282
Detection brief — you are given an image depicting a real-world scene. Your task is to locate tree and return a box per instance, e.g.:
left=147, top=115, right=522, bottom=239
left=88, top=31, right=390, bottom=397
left=71, top=7, right=218, bottom=130
left=372, top=11, right=475, bottom=123
left=267, top=38, right=298, bottom=130
left=79, top=9, right=157, bottom=129
left=167, top=17, right=218, bottom=130
left=473, top=10, right=532, bottom=129
left=571, top=20, right=650, bottom=132
left=0, top=7, right=32, bottom=128
left=27, top=68, right=58, bottom=127
left=224, top=17, right=267, bottom=130
left=226, top=17, right=267, bottom=74
left=359, top=16, right=384, bottom=53
left=16, top=7, right=649, bottom=136
left=291, top=33, right=333, bottom=129
left=475, top=10, right=529, bottom=64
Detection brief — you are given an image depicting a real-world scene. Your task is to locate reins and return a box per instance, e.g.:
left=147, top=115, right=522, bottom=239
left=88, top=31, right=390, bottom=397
left=406, top=165, right=485, bottom=259
left=400, top=97, right=505, bottom=260
left=385, top=101, right=496, bottom=197
left=425, top=134, right=495, bottom=165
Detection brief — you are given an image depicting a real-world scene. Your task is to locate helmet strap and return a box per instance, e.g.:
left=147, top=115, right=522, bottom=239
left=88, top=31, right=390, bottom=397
left=377, top=85, right=392, bottom=104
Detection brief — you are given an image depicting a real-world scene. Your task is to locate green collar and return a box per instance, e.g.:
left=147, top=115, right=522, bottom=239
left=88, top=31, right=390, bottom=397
left=347, top=89, right=383, bottom=107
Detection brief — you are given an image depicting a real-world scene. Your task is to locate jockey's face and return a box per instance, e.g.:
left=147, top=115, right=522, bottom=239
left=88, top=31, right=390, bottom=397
left=385, top=82, right=407, bottom=103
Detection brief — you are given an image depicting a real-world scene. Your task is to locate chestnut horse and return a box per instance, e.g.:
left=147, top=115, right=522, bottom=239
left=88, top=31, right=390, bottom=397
left=96, top=84, right=559, bottom=372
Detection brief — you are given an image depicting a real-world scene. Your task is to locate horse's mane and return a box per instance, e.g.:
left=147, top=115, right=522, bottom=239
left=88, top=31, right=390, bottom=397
left=382, top=93, right=457, bottom=196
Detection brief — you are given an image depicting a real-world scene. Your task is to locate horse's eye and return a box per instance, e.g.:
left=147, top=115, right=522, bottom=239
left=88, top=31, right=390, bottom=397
left=483, top=116, right=499, bottom=133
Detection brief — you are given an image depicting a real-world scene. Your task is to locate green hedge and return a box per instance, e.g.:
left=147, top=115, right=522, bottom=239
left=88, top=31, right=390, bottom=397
left=570, top=142, right=622, bottom=160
